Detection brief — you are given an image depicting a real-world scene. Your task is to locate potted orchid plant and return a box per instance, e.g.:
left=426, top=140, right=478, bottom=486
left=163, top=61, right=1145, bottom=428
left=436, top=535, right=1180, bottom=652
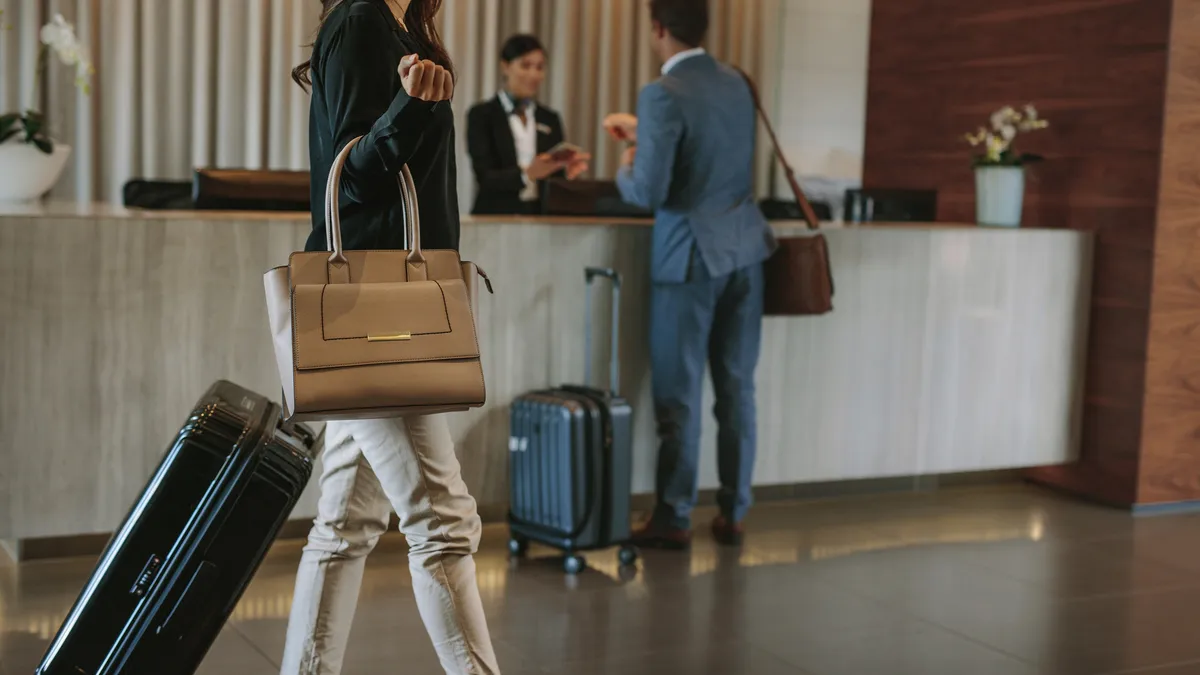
left=0, top=11, right=93, bottom=202
left=963, top=104, right=1049, bottom=227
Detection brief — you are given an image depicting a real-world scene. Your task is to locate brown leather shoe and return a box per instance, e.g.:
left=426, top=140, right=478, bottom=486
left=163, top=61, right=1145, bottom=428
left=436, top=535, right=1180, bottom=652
left=711, top=516, right=745, bottom=547
left=630, top=521, right=692, bottom=550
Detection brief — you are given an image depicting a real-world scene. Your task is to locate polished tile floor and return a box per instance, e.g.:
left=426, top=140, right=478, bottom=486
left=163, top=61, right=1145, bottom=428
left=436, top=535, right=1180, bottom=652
left=6, top=483, right=1200, bottom=674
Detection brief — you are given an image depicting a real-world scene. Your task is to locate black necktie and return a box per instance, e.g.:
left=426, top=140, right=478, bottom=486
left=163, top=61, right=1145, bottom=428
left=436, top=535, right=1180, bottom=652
left=510, top=97, right=531, bottom=122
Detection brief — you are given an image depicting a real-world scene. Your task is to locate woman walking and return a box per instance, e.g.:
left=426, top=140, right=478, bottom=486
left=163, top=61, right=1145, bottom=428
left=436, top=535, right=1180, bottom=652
left=285, top=1, right=500, bottom=673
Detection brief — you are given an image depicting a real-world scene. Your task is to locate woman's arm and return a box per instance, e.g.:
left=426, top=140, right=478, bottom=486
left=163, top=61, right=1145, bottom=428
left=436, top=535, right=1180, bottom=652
left=466, top=105, right=526, bottom=194
left=323, top=11, right=441, bottom=202
left=547, top=112, right=591, bottom=180
left=548, top=113, right=568, bottom=180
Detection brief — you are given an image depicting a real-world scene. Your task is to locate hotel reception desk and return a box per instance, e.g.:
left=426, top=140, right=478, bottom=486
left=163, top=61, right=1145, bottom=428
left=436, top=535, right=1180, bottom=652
left=0, top=205, right=1093, bottom=544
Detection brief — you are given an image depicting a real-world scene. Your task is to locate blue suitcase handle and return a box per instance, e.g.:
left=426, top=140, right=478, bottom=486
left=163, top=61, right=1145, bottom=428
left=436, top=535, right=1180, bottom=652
left=584, top=267, right=621, bottom=395
left=585, top=267, right=621, bottom=286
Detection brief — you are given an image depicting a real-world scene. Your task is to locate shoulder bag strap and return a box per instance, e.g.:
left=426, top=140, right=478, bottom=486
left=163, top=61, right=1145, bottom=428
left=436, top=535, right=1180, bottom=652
left=734, top=66, right=821, bottom=231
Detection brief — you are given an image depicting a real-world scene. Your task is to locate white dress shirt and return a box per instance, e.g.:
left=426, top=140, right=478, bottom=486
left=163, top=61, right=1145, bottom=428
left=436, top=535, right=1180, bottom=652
left=499, top=90, right=540, bottom=203
left=661, top=47, right=706, bottom=75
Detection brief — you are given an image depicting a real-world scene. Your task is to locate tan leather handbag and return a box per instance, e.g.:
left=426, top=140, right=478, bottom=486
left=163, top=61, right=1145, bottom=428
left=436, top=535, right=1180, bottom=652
left=264, top=136, right=491, bottom=422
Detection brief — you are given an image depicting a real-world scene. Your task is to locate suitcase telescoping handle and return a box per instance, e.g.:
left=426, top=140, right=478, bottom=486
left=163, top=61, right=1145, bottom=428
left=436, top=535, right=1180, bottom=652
left=584, top=267, right=621, bottom=395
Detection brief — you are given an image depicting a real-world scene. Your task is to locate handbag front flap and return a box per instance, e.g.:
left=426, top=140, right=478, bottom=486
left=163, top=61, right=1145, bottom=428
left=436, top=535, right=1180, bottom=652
left=292, top=279, right=479, bottom=370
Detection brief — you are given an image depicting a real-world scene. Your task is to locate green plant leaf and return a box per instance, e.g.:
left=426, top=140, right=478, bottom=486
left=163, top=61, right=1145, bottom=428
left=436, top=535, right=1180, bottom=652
left=0, top=112, right=17, bottom=136
left=31, top=136, right=53, bottom=154
left=0, top=128, right=19, bottom=144
left=21, top=114, right=42, bottom=138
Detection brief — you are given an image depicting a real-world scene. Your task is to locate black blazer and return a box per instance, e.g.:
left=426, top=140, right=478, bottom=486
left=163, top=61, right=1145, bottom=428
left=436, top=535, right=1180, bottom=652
left=304, top=0, right=459, bottom=253
left=466, top=96, right=565, bottom=215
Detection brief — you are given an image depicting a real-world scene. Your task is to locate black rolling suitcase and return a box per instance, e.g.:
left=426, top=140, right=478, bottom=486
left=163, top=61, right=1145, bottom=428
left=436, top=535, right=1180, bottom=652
left=36, top=381, right=316, bottom=675
left=507, top=267, right=638, bottom=575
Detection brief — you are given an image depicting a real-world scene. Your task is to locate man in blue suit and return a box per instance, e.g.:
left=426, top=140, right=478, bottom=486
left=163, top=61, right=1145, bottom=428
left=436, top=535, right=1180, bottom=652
left=608, top=0, right=775, bottom=548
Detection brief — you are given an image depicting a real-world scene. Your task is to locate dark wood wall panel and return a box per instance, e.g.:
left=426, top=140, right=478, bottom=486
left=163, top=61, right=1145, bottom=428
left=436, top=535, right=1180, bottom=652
left=1138, top=0, right=1200, bottom=504
left=862, top=0, right=1173, bottom=505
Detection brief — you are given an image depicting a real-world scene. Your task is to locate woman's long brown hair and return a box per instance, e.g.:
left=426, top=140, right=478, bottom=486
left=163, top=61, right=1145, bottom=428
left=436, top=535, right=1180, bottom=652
left=291, top=0, right=454, bottom=91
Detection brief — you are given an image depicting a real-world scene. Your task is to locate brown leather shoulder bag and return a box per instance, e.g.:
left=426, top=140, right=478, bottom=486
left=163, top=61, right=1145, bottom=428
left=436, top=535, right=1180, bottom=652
left=736, top=68, right=835, bottom=316
left=264, top=136, right=491, bottom=421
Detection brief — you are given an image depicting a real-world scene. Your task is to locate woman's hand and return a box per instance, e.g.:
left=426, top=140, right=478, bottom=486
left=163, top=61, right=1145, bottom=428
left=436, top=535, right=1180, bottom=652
left=566, top=153, right=591, bottom=180
left=603, top=113, right=638, bottom=143
left=525, top=153, right=568, bottom=181
left=399, top=54, right=454, bottom=102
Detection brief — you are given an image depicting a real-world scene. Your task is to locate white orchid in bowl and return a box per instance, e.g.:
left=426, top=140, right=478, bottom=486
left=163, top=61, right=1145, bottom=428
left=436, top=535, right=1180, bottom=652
left=964, top=104, right=1049, bottom=167
left=0, top=12, right=94, bottom=154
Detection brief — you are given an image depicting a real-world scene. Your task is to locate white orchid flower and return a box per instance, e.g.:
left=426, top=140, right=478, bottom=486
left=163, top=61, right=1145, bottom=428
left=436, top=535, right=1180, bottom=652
left=967, top=102, right=1049, bottom=166
left=964, top=127, right=990, bottom=146
left=41, top=14, right=83, bottom=65
left=986, top=135, right=1006, bottom=162
left=38, top=13, right=92, bottom=93
left=41, top=15, right=70, bottom=55
left=990, top=106, right=1016, bottom=131
left=4, top=10, right=93, bottom=153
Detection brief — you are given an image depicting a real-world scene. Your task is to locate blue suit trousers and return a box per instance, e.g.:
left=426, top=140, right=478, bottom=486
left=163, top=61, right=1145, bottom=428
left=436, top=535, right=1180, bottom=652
left=649, top=252, right=765, bottom=530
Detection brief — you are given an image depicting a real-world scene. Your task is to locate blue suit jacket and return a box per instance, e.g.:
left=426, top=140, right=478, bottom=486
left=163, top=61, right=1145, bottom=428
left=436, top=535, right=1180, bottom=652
left=617, top=54, right=775, bottom=284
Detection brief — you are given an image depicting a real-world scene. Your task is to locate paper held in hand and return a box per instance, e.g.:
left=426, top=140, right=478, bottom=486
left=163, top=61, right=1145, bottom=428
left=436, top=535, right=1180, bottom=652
left=546, top=141, right=585, bottom=162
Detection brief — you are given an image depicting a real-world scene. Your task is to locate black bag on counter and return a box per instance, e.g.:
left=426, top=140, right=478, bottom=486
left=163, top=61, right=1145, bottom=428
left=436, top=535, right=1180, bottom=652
left=759, top=198, right=832, bottom=221
left=122, top=179, right=194, bottom=210
left=540, top=178, right=652, bottom=218
left=36, top=381, right=316, bottom=675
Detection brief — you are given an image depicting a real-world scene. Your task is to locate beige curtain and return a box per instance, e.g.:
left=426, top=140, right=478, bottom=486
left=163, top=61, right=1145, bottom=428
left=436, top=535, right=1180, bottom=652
left=0, top=0, right=781, bottom=206
left=1, top=0, right=320, bottom=203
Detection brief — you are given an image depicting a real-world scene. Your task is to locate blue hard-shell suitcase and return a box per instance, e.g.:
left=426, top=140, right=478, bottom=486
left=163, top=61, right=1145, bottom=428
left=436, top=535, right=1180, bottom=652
left=507, top=268, right=638, bottom=575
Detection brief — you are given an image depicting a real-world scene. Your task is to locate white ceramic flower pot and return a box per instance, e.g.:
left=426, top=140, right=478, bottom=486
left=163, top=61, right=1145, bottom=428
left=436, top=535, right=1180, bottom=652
left=974, top=165, right=1025, bottom=227
left=0, top=140, right=71, bottom=203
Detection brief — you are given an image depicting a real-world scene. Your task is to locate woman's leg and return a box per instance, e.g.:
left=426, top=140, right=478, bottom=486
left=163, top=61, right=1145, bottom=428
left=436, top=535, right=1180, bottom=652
left=351, top=414, right=500, bottom=675
left=280, top=422, right=392, bottom=675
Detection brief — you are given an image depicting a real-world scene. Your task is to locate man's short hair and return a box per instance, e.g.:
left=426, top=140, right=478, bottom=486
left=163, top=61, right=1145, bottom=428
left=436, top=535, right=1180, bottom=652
left=649, top=0, right=709, bottom=48
left=500, top=34, right=545, bottom=63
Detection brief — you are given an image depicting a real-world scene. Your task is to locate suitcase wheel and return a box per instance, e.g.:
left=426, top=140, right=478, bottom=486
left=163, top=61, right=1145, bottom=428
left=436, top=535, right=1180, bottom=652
left=508, top=537, right=529, bottom=558
left=563, top=553, right=587, bottom=575
left=618, top=545, right=639, bottom=567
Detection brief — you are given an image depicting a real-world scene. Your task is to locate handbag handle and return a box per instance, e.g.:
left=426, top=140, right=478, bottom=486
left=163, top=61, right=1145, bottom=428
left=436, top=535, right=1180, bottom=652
left=733, top=67, right=821, bottom=231
left=323, top=136, right=424, bottom=270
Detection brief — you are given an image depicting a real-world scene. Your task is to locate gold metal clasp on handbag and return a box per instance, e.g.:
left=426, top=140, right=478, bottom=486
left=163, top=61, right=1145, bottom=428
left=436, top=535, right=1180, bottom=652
left=367, top=332, right=412, bottom=342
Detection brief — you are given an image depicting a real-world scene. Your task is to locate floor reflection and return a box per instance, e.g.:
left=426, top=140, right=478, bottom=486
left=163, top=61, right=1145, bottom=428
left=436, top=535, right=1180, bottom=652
left=4, top=485, right=1200, bottom=675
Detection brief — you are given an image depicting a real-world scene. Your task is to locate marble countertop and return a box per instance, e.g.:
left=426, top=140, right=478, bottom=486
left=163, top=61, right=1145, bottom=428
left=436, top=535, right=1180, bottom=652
left=0, top=200, right=1084, bottom=234
left=0, top=200, right=656, bottom=224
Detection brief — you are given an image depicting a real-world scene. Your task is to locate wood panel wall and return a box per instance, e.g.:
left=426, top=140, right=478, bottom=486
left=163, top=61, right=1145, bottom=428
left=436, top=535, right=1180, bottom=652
left=862, top=0, right=1176, bottom=505
left=1137, top=0, right=1200, bottom=503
